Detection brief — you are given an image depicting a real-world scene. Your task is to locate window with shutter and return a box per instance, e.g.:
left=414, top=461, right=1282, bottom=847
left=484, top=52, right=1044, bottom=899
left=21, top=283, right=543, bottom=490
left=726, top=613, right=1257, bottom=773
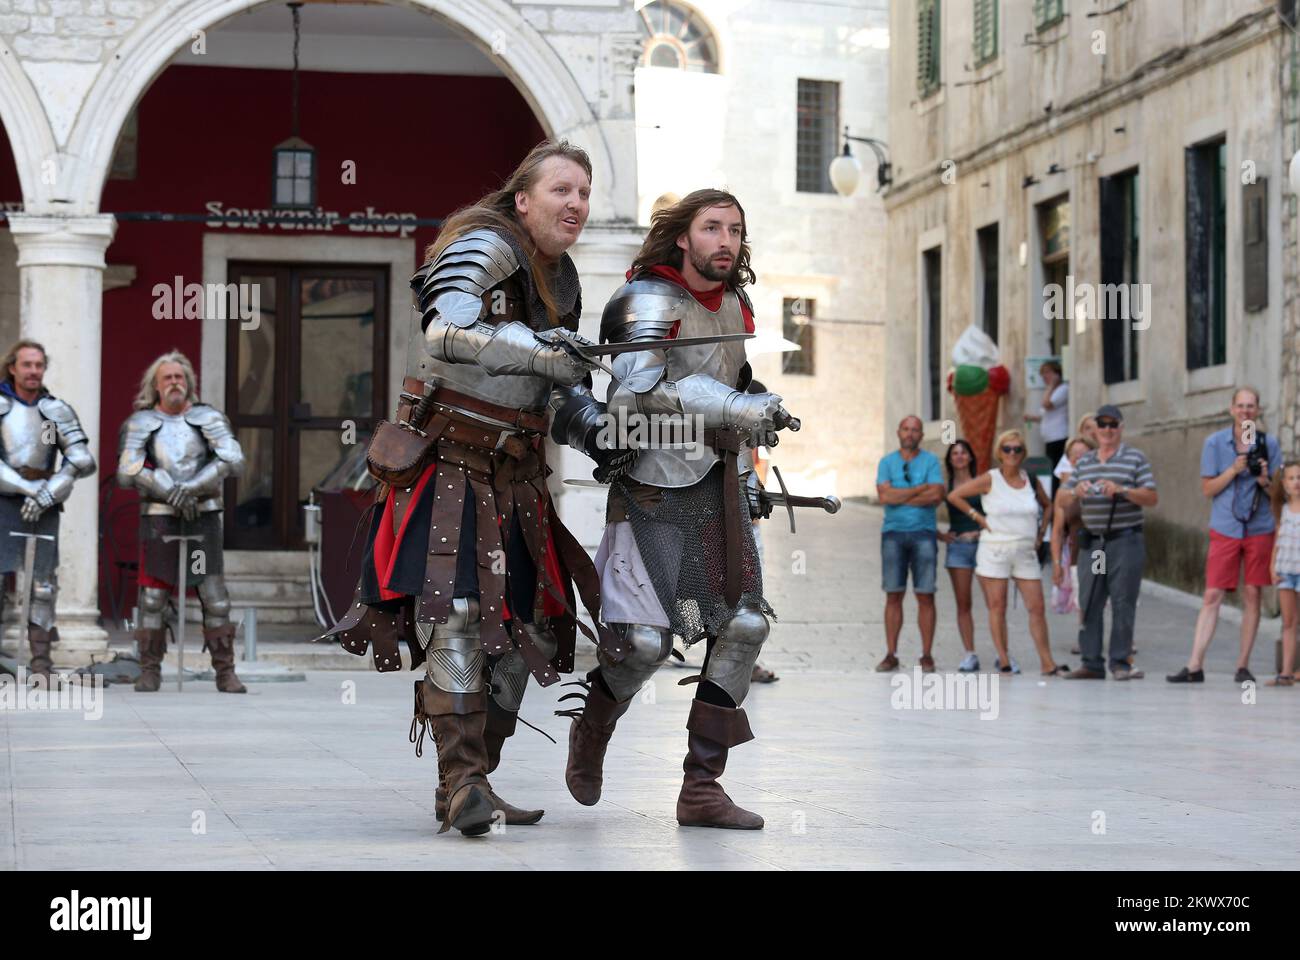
left=918, top=0, right=941, bottom=98
left=1033, top=0, right=1065, bottom=30
left=973, top=0, right=998, bottom=66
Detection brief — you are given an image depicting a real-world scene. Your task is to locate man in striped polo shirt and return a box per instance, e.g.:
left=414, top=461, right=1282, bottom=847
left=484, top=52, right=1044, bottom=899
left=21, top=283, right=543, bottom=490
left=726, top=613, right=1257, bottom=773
left=1058, top=405, right=1158, bottom=680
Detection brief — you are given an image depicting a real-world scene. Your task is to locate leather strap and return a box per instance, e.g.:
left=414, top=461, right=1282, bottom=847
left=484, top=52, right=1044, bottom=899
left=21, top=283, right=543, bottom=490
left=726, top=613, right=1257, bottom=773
left=706, top=427, right=745, bottom=608
left=402, top=377, right=548, bottom=434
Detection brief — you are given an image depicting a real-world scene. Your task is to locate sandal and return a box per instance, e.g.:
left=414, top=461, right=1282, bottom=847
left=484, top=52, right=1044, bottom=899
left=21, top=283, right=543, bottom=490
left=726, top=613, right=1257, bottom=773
left=1266, top=674, right=1295, bottom=687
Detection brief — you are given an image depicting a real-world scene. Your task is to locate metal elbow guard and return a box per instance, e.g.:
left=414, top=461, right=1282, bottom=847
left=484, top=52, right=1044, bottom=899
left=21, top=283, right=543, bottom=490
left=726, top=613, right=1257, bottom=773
left=62, top=442, right=96, bottom=479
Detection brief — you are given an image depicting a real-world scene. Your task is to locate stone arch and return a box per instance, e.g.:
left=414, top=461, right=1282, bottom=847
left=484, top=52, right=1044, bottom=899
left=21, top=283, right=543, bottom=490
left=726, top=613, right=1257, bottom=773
left=0, top=35, right=60, bottom=207
left=55, top=0, right=615, bottom=215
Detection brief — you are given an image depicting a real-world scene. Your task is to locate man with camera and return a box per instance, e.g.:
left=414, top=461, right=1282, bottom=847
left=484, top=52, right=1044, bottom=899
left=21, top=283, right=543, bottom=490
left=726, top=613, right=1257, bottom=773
left=1168, top=387, right=1281, bottom=683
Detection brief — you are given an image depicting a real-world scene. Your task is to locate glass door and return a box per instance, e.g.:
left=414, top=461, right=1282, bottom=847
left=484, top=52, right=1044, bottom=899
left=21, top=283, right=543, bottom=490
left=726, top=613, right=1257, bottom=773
left=225, top=262, right=388, bottom=549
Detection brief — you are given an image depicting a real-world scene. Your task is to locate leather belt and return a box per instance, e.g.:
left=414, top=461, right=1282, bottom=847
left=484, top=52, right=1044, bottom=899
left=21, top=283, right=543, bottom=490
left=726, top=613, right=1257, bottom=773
left=401, top=376, right=548, bottom=434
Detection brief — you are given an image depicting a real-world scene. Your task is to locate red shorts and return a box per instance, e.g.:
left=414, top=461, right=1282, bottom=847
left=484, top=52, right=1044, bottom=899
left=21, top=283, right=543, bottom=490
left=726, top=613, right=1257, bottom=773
left=1205, top=530, right=1275, bottom=590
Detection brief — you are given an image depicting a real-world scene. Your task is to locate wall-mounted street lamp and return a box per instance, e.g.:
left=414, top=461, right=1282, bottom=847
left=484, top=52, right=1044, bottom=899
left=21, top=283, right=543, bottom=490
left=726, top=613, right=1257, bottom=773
left=829, top=126, right=892, bottom=196
left=272, top=3, right=316, bottom=210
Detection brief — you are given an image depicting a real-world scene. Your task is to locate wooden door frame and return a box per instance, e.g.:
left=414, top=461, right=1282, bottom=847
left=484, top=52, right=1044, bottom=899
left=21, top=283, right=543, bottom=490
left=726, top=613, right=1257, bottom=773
left=223, top=260, right=389, bottom=550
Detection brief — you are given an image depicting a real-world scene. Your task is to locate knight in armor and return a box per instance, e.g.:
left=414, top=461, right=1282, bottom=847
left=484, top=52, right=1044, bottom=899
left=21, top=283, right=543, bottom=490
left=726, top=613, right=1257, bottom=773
left=117, top=351, right=247, bottom=694
left=0, top=340, right=96, bottom=682
left=561, top=190, right=794, bottom=830
left=322, top=140, right=630, bottom=837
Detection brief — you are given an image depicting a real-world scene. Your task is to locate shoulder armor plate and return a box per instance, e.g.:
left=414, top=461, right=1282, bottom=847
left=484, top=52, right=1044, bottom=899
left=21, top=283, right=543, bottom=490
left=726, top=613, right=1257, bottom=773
left=600, top=276, right=691, bottom=345
left=410, top=229, right=523, bottom=330
left=184, top=404, right=242, bottom=464
left=118, top=409, right=164, bottom=476
left=37, top=395, right=88, bottom=446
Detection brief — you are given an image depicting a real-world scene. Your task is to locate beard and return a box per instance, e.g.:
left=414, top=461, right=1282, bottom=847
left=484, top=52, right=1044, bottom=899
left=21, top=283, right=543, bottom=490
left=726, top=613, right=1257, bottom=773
left=687, top=245, right=736, bottom=283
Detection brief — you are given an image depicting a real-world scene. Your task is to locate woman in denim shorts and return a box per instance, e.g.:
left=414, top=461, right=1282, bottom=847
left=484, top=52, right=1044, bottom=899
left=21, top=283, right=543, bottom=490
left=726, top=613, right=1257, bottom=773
left=941, top=440, right=981, bottom=672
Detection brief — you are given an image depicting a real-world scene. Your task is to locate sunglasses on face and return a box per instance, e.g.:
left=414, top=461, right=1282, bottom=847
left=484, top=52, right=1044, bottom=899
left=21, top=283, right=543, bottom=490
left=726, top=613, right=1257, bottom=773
left=1096, top=419, right=1120, bottom=429
left=1000, top=445, right=1025, bottom=455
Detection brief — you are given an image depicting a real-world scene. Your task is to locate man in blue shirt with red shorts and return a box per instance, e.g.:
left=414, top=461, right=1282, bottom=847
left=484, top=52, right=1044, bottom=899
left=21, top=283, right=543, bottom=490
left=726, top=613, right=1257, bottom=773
left=875, top=415, right=945, bottom=673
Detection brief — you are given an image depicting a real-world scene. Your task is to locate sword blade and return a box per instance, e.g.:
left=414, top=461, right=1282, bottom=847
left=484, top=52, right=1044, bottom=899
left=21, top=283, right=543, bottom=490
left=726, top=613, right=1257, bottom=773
left=583, top=333, right=754, bottom=357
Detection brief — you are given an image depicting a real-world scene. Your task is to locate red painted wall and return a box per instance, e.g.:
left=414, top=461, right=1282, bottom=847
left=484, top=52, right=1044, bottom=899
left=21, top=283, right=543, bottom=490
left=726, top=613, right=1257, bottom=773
left=4, top=63, right=544, bottom=617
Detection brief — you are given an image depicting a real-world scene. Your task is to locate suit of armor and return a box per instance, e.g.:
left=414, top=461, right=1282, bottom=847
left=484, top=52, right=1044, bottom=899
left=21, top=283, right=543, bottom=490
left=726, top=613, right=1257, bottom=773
left=323, top=227, right=617, bottom=836
left=0, top=388, right=96, bottom=678
left=561, top=269, right=790, bottom=830
left=117, top=403, right=247, bottom=693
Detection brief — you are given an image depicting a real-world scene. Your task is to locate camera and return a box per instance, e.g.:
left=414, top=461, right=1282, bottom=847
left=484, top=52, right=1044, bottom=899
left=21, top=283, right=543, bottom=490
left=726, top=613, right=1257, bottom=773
left=1246, top=433, right=1268, bottom=477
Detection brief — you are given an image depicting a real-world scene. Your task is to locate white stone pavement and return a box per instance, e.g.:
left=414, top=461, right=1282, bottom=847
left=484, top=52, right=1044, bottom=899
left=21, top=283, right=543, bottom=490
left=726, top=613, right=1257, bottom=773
left=3, top=503, right=1299, bottom=870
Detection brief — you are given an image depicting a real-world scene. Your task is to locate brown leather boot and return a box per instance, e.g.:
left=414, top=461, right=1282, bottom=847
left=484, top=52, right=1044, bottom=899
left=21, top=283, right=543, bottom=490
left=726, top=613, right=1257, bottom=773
left=676, top=699, right=763, bottom=830
left=133, top=628, right=167, bottom=692
left=417, top=681, right=544, bottom=826
left=204, top=624, right=246, bottom=694
left=432, top=711, right=496, bottom=837
left=27, top=625, right=53, bottom=684
left=560, top=676, right=632, bottom=806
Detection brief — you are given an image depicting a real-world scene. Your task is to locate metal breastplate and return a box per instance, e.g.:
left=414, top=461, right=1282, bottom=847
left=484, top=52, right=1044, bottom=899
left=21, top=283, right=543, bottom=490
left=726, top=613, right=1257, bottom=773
left=148, top=415, right=210, bottom=486
left=628, top=291, right=749, bottom=488
left=1, top=401, right=56, bottom=473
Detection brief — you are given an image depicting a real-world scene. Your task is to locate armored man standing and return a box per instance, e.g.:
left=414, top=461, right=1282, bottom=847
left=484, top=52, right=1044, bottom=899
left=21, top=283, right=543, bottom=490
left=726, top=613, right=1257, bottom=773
left=0, top=340, right=96, bottom=682
left=323, top=141, right=628, bottom=837
left=561, top=190, right=793, bottom=829
left=117, top=351, right=247, bottom=694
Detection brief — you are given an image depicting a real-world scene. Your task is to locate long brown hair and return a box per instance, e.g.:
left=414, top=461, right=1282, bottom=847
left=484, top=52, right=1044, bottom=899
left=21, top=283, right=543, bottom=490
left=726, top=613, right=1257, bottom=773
left=1271, top=460, right=1300, bottom=524
left=629, top=188, right=755, bottom=287
left=423, top=139, right=592, bottom=327
left=3, top=339, right=47, bottom=385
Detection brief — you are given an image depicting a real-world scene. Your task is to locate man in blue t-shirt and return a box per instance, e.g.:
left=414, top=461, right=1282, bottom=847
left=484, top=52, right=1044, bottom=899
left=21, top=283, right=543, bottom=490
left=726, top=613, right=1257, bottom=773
left=875, top=415, right=944, bottom=673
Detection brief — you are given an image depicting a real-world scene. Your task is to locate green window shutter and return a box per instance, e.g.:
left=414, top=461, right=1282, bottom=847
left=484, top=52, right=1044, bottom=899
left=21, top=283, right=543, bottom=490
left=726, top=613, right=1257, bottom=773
left=973, top=0, right=997, bottom=65
left=918, top=0, right=941, bottom=97
left=1034, top=0, right=1064, bottom=30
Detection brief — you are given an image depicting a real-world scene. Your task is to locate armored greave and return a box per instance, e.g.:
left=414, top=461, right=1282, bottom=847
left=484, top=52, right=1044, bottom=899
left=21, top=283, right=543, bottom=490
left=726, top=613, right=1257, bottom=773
left=418, top=597, right=494, bottom=836
left=595, top=622, right=674, bottom=703
left=29, top=575, right=57, bottom=630
left=137, top=585, right=170, bottom=630
left=701, top=604, right=770, bottom=706
left=195, top=574, right=232, bottom=629
left=485, top=621, right=557, bottom=772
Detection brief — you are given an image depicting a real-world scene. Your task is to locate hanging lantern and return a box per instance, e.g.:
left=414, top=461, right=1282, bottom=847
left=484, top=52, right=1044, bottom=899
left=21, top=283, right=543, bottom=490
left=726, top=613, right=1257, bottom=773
left=271, top=3, right=315, bottom=210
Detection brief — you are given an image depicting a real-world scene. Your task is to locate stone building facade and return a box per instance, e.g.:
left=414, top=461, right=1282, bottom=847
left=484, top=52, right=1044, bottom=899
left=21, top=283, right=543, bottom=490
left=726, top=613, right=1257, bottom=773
left=884, top=0, right=1291, bottom=591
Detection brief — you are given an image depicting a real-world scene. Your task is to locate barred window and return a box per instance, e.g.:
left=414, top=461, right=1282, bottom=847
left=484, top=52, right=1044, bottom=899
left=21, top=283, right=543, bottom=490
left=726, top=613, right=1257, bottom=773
left=796, top=80, right=839, bottom=194
left=782, top=298, right=815, bottom=376
left=918, top=0, right=941, bottom=98
left=638, top=0, right=719, bottom=73
left=973, top=0, right=998, bottom=66
left=1033, top=0, right=1065, bottom=30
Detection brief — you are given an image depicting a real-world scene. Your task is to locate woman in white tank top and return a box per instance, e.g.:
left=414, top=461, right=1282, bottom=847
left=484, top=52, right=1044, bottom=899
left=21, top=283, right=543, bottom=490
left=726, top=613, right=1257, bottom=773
left=947, top=430, right=1067, bottom=676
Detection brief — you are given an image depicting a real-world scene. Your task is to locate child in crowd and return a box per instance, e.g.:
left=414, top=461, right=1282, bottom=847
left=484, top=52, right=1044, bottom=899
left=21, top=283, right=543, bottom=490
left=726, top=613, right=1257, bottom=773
left=1268, top=461, right=1300, bottom=686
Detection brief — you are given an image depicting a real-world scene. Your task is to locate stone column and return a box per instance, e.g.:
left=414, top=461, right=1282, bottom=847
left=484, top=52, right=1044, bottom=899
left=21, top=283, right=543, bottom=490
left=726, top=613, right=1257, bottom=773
left=8, top=214, right=116, bottom=665
left=551, top=222, right=644, bottom=549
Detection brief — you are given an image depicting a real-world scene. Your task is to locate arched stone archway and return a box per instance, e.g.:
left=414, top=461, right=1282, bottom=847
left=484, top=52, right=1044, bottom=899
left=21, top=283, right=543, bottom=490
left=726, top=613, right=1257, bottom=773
left=0, top=36, right=59, bottom=207
left=41, top=0, right=621, bottom=218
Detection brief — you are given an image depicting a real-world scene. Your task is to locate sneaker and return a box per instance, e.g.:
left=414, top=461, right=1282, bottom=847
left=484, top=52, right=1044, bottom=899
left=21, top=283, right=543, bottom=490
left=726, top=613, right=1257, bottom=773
left=1112, top=665, right=1145, bottom=681
left=875, top=654, right=899, bottom=673
left=957, top=652, right=980, bottom=673
left=1234, top=667, right=1256, bottom=684
left=1166, top=667, right=1204, bottom=683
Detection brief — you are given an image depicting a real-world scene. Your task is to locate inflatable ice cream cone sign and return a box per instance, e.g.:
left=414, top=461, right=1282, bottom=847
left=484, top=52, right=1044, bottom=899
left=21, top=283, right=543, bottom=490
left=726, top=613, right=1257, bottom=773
left=946, top=326, right=1010, bottom=474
